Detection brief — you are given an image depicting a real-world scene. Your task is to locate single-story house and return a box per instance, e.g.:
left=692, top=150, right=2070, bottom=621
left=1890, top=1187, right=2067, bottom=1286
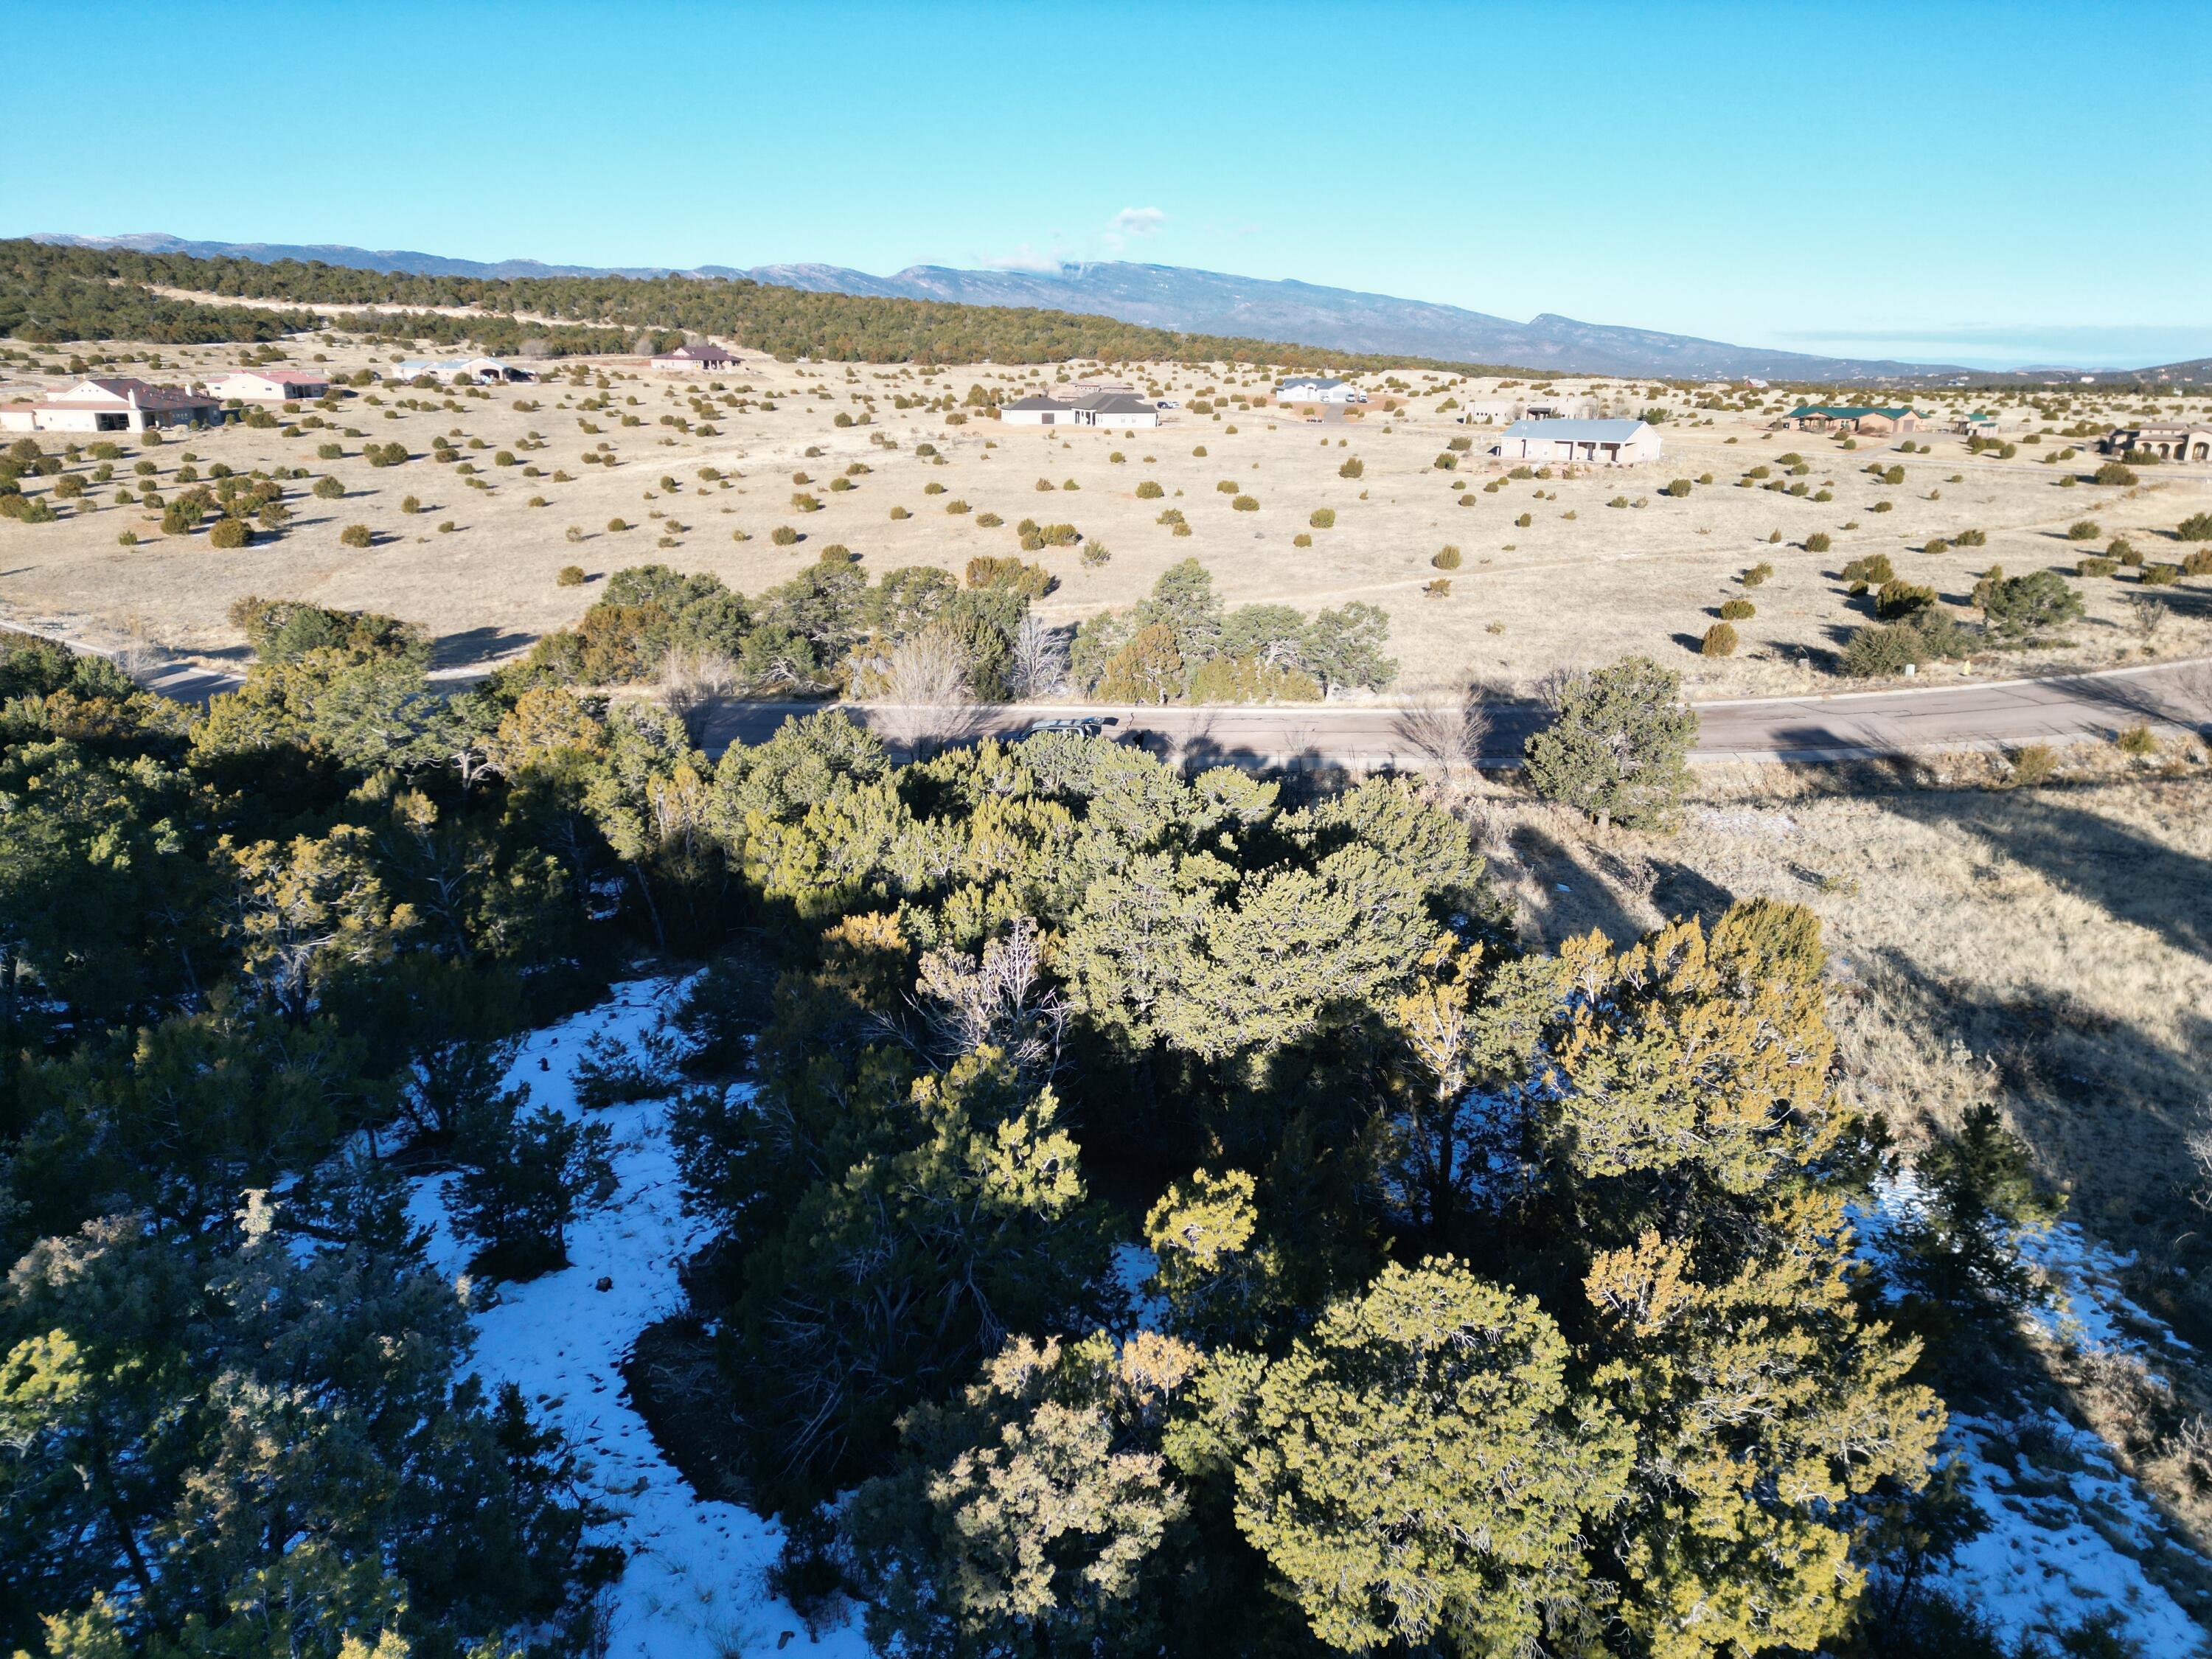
left=1276, top=376, right=1367, bottom=405
left=650, top=344, right=740, bottom=372
left=1455, top=400, right=1522, bottom=425
left=392, top=355, right=538, bottom=384
left=0, top=377, right=223, bottom=434
left=2100, top=422, right=2212, bottom=462
left=1954, top=412, right=2009, bottom=437
left=1778, top=404, right=1922, bottom=435
left=1486, top=417, right=1659, bottom=466
left=202, top=368, right=332, bottom=404
left=1000, top=390, right=1161, bottom=428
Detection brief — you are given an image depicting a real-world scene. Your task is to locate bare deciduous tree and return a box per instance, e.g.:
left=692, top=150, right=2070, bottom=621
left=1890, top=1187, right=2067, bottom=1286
left=914, top=918, right=1066, bottom=1080
left=870, top=624, right=978, bottom=759
left=661, top=645, right=738, bottom=742
left=1009, top=611, right=1068, bottom=703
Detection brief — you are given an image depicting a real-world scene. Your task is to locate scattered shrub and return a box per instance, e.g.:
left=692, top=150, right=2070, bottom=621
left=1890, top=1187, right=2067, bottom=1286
left=2177, top=512, right=2212, bottom=542
left=2076, top=556, right=2118, bottom=578
left=1310, top=507, right=1336, bottom=529
left=2008, top=743, right=2058, bottom=787
left=1338, top=456, right=1363, bottom=478
left=1231, top=494, right=1259, bottom=512
left=338, top=524, right=372, bottom=548
left=771, top=525, right=800, bottom=546
left=1805, top=532, right=1832, bottom=554
left=1742, top=562, right=1773, bottom=587
left=2065, top=519, right=2100, bottom=541
left=2142, top=563, right=2182, bottom=586
left=1424, top=577, right=1452, bottom=599
left=2116, top=723, right=2157, bottom=757
left=1515, top=512, right=1532, bottom=527
left=312, top=476, right=344, bottom=500
left=1663, top=478, right=1692, bottom=498
left=1432, top=545, right=1462, bottom=569
left=607, top=517, right=628, bottom=533
left=2093, top=462, right=2136, bottom=486
left=1718, top=597, right=1755, bottom=620
left=1700, top=622, right=1738, bottom=655
left=1874, top=578, right=1938, bottom=619
left=557, top=564, right=587, bottom=586
left=1293, top=532, right=1312, bottom=548
left=1136, top=479, right=1165, bottom=499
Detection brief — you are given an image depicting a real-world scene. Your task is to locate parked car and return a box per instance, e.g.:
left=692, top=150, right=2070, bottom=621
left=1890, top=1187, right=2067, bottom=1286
left=1023, top=717, right=1106, bottom=740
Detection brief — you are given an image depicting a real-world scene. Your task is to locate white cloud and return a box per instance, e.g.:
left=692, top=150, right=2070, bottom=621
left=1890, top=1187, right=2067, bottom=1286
left=1111, top=205, right=1166, bottom=237
left=978, top=242, right=1065, bottom=274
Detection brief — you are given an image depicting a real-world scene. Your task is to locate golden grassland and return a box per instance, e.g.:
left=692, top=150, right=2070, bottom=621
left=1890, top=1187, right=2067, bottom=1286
left=2, top=335, right=2209, bottom=689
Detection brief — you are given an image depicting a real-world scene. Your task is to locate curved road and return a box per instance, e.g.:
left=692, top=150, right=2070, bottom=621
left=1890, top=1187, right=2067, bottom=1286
left=6, top=619, right=2206, bottom=770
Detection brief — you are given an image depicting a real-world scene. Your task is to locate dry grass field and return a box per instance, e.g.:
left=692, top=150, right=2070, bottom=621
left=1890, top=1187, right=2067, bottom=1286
left=4, top=331, right=2211, bottom=692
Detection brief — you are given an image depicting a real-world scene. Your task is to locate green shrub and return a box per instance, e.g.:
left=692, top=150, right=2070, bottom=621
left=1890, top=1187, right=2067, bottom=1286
left=1840, top=622, right=1929, bottom=677
left=1805, top=532, right=1832, bottom=554
left=2065, top=520, right=2099, bottom=541
left=1700, top=622, right=1738, bottom=656
left=1719, top=597, right=1755, bottom=620
left=116, top=529, right=137, bottom=547
left=1432, top=545, right=1461, bottom=569
left=2183, top=549, right=2212, bottom=576
left=1515, top=512, right=1532, bottom=527
left=1870, top=500, right=1893, bottom=513
left=2008, top=743, right=2058, bottom=787
left=2076, top=556, right=2118, bottom=578
left=1136, top=479, right=1165, bottom=499
left=316, top=442, right=344, bottom=460
left=771, top=525, right=799, bottom=545
left=557, top=564, right=587, bottom=586
left=1231, top=494, right=1259, bottom=512
left=2093, top=462, right=2136, bottom=486
left=1742, top=562, right=1773, bottom=587
left=1310, top=507, right=1335, bottom=529
left=312, top=476, right=344, bottom=500
left=1840, top=554, right=1894, bottom=592
left=889, top=505, right=911, bottom=520
left=1338, top=456, right=1363, bottom=478
left=1293, top=532, right=1312, bottom=548
left=2177, top=512, right=2212, bottom=542
left=1874, top=579, right=1937, bottom=619
left=2142, top=563, right=2182, bottom=586
left=1663, top=478, right=1692, bottom=498
left=975, top=511, right=1004, bottom=528
left=607, top=517, right=629, bottom=533
left=339, top=524, right=372, bottom=548
left=1424, top=577, right=1452, bottom=599
left=2116, top=723, right=2157, bottom=757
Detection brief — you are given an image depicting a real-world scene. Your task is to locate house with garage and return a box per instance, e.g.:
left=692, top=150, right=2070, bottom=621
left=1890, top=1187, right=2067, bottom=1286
left=1486, top=417, right=1659, bottom=466
left=1275, top=375, right=1367, bottom=406
left=0, top=377, right=223, bottom=434
left=392, top=355, right=538, bottom=385
left=999, top=389, right=1161, bottom=428
left=202, top=368, right=333, bottom=404
left=650, top=343, right=740, bottom=372
left=1778, top=404, right=1923, bottom=436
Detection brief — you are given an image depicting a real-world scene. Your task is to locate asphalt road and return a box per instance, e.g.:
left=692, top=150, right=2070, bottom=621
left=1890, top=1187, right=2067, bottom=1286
left=694, top=657, right=2212, bottom=769
left=9, top=619, right=2206, bottom=771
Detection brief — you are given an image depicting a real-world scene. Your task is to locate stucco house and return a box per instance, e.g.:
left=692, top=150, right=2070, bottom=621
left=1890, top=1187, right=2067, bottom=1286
left=1276, top=376, right=1367, bottom=406
left=650, top=344, right=740, bottom=372
left=2099, top=421, right=2212, bottom=462
left=1486, top=417, right=1659, bottom=465
left=203, top=369, right=332, bottom=404
left=0, top=377, right=222, bottom=434
left=999, top=390, right=1161, bottom=428
left=392, top=356, right=537, bottom=385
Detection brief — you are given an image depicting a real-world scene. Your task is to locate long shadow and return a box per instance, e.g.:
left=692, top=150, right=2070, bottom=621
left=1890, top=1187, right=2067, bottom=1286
left=431, top=626, right=538, bottom=670
left=1879, top=786, right=2212, bottom=964
left=1507, top=824, right=1651, bottom=946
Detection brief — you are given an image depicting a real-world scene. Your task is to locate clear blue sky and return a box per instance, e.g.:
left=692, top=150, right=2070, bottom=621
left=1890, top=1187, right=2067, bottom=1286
left=13, top=0, right=2210, bottom=367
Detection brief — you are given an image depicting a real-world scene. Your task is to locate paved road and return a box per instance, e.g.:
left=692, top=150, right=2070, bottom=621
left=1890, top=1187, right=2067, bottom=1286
left=8, top=619, right=2205, bottom=770
left=695, top=658, right=2212, bottom=769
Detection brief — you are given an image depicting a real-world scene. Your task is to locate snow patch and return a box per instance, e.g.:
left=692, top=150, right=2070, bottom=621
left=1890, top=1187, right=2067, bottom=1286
left=406, top=978, right=869, bottom=1659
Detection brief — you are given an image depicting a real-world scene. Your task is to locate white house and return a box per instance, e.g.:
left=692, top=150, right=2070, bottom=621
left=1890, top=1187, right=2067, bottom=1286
left=650, top=343, right=740, bottom=372
left=1275, top=375, right=1366, bottom=406
left=202, top=368, right=332, bottom=404
left=1486, top=417, right=1659, bottom=466
left=1455, top=399, right=1522, bottom=425
left=999, top=390, right=1161, bottom=428
left=0, top=377, right=223, bottom=434
left=392, top=356, right=537, bottom=384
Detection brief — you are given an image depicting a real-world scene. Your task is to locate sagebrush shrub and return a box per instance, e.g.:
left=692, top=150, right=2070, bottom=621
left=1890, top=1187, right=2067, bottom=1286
left=1700, top=622, right=1738, bottom=655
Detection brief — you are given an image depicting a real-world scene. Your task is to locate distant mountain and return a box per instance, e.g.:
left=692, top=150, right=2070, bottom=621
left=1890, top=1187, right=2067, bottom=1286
left=30, top=232, right=1996, bottom=380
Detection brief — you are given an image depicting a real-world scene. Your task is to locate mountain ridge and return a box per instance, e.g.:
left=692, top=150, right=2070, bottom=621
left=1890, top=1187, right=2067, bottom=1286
left=32, top=232, right=2202, bottom=383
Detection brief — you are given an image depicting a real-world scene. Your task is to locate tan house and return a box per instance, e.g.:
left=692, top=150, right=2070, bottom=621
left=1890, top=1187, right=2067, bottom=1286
left=2100, top=422, right=2212, bottom=462
left=1778, top=404, right=1923, bottom=435
left=0, top=377, right=223, bottom=434
left=203, top=368, right=332, bottom=404
left=1486, top=417, right=1659, bottom=465
left=650, top=343, right=740, bottom=372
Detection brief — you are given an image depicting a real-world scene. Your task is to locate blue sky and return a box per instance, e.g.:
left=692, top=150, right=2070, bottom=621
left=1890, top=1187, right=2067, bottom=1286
left=12, top=1, right=2209, bottom=367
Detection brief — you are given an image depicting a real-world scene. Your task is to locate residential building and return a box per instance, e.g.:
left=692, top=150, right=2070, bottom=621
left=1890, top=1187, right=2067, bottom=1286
left=650, top=344, right=740, bottom=372
left=392, top=355, right=538, bottom=384
left=1778, top=404, right=1923, bottom=435
left=1000, top=389, right=1161, bottom=428
left=2099, top=421, right=2212, bottom=461
left=1275, top=375, right=1367, bottom=405
left=0, top=377, right=223, bottom=434
left=1486, top=417, right=1659, bottom=465
left=203, top=368, right=333, bottom=404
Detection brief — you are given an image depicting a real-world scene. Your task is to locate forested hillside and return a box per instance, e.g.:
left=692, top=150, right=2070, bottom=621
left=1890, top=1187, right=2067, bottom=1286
left=0, top=604, right=2102, bottom=1658
left=0, top=238, right=1523, bottom=370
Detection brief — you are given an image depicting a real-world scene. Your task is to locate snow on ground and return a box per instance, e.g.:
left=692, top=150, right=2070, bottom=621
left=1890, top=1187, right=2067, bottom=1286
left=1859, top=1179, right=2212, bottom=1653
left=405, top=978, right=870, bottom=1659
